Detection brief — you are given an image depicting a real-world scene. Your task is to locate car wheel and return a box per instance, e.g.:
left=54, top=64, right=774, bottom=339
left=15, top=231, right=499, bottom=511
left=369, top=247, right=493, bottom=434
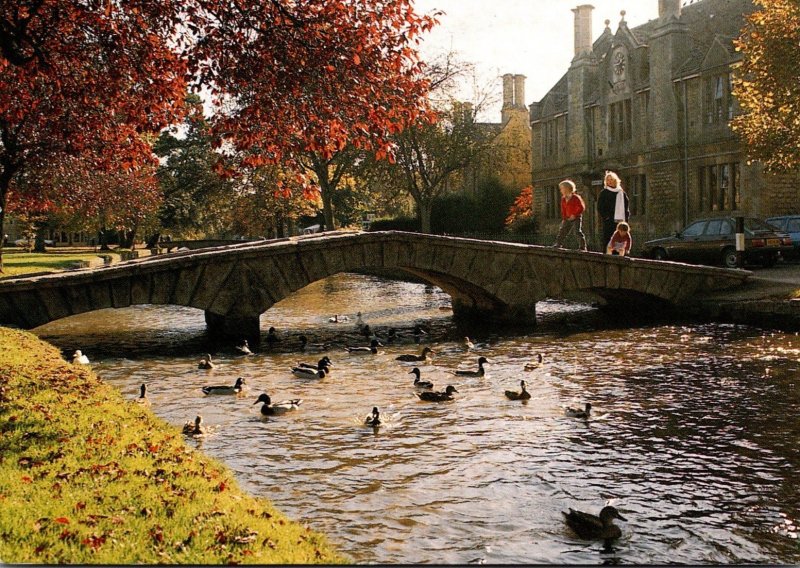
left=721, top=247, right=738, bottom=269
left=652, top=248, right=668, bottom=261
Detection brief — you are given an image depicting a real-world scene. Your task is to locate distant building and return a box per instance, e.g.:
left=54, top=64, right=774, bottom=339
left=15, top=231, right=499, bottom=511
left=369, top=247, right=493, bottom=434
left=531, top=0, right=799, bottom=249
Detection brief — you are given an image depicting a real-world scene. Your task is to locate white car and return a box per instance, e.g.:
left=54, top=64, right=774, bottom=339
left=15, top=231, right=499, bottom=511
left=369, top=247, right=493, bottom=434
left=14, top=238, right=54, bottom=247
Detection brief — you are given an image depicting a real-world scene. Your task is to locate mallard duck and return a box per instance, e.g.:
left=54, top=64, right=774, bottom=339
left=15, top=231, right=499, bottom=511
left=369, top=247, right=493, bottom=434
left=505, top=380, right=531, bottom=400
left=329, top=314, right=349, bottom=323
left=235, top=340, right=253, bottom=355
left=364, top=407, right=381, bottom=427
left=464, top=337, right=475, bottom=350
left=72, top=350, right=90, bottom=365
left=201, top=376, right=245, bottom=395
left=416, top=385, right=458, bottom=402
left=198, top=354, right=215, bottom=370
left=254, top=393, right=302, bottom=416
left=135, top=383, right=151, bottom=405
left=298, top=335, right=328, bottom=351
left=565, top=402, right=592, bottom=419
left=563, top=505, right=626, bottom=542
left=266, top=327, right=280, bottom=347
left=182, top=415, right=206, bottom=436
left=453, top=356, right=489, bottom=377
left=409, top=367, right=433, bottom=389
left=524, top=353, right=544, bottom=371
left=413, top=325, right=427, bottom=344
left=291, top=365, right=327, bottom=379
left=298, top=356, right=332, bottom=371
left=395, top=347, right=435, bottom=362
left=345, top=339, right=382, bottom=354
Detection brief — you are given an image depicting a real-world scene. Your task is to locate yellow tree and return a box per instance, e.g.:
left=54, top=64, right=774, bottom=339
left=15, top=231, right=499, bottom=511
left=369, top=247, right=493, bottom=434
left=732, top=0, right=800, bottom=171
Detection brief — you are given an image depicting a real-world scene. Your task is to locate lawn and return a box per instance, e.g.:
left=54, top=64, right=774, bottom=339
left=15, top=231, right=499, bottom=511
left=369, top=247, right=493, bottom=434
left=0, top=249, right=119, bottom=278
left=0, top=327, right=346, bottom=564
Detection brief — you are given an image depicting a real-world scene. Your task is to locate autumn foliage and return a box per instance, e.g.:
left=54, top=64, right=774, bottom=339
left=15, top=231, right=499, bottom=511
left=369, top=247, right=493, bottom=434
left=505, top=185, right=534, bottom=228
left=732, top=0, right=800, bottom=171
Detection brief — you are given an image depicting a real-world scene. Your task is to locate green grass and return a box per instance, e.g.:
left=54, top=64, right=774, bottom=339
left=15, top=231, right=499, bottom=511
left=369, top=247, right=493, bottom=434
left=0, top=327, right=346, bottom=564
left=0, top=250, right=119, bottom=278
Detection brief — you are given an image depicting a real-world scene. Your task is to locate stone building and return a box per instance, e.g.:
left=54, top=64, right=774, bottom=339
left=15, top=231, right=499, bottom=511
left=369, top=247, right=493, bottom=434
left=531, top=0, right=798, bottom=250
left=458, top=74, right=532, bottom=194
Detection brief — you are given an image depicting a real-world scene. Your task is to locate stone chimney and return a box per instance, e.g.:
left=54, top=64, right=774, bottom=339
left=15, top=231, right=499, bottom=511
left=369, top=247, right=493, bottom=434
left=572, top=4, right=594, bottom=58
left=513, top=75, right=526, bottom=108
left=658, top=0, right=681, bottom=19
left=502, top=73, right=514, bottom=109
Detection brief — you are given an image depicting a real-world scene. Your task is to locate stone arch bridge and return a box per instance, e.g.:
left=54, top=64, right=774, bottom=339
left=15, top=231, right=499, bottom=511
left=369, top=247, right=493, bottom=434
left=0, top=231, right=749, bottom=342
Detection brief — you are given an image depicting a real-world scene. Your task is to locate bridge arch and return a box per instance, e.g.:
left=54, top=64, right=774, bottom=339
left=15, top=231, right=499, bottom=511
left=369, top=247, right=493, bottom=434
left=0, top=232, right=750, bottom=343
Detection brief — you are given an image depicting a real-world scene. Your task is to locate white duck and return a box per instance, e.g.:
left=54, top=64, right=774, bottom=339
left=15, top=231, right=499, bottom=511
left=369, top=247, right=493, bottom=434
left=72, top=350, right=90, bottom=365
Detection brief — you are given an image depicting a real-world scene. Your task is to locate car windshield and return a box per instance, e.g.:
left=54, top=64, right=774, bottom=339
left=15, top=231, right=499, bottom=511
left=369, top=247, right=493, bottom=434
left=682, top=221, right=706, bottom=237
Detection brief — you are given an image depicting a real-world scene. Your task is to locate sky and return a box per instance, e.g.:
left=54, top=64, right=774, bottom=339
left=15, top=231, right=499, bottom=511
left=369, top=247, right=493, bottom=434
left=413, top=0, right=663, bottom=120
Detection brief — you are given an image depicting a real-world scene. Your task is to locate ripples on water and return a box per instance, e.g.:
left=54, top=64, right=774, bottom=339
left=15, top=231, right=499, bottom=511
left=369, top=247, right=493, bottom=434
left=37, top=273, right=800, bottom=564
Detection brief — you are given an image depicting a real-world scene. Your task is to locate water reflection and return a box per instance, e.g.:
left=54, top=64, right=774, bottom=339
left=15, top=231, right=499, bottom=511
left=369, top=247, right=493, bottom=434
left=37, top=273, right=800, bottom=564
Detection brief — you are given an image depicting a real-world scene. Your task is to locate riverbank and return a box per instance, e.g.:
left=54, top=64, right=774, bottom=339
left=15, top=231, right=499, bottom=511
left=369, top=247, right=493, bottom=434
left=0, top=327, right=345, bottom=564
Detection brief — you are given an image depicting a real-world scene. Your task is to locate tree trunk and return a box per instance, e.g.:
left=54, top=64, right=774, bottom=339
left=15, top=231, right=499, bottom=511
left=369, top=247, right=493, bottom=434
left=418, top=200, right=433, bottom=234
left=99, top=227, right=111, bottom=250
left=320, top=181, right=336, bottom=231
left=0, top=167, right=16, bottom=272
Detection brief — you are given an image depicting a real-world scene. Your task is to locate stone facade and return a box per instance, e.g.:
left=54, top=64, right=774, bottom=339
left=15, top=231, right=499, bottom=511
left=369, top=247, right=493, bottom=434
left=531, top=0, right=800, bottom=251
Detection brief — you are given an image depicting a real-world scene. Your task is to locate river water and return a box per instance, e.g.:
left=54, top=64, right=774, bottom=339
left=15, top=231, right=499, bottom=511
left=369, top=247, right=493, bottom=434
left=37, top=273, right=800, bottom=564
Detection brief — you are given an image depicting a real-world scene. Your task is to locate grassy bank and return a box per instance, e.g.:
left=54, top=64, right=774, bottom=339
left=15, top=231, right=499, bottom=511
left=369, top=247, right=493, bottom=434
left=0, top=250, right=119, bottom=278
left=0, top=327, right=346, bottom=564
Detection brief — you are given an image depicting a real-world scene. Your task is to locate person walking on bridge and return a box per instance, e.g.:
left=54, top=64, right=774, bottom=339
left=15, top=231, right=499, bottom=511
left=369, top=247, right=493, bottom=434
left=552, top=179, right=588, bottom=251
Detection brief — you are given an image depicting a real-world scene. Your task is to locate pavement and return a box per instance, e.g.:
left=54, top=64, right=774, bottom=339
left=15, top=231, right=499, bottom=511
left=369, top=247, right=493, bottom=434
left=704, top=259, right=800, bottom=302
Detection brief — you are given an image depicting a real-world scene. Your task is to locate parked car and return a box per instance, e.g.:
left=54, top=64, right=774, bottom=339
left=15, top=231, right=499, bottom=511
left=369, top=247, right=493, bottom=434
left=643, top=216, right=793, bottom=268
left=14, top=238, right=54, bottom=247
left=765, top=215, right=800, bottom=259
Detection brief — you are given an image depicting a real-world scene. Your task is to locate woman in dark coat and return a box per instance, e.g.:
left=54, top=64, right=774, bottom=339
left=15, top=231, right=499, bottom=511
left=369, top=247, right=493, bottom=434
left=597, top=171, right=630, bottom=251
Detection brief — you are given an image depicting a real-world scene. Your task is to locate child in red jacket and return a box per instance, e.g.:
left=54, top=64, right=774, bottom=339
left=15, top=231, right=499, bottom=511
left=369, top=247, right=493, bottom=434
left=552, top=179, right=587, bottom=251
left=606, top=221, right=632, bottom=256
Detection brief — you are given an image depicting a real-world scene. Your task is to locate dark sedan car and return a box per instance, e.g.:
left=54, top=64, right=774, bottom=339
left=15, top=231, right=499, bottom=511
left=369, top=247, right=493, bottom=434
left=766, top=215, right=800, bottom=259
left=643, top=217, right=793, bottom=268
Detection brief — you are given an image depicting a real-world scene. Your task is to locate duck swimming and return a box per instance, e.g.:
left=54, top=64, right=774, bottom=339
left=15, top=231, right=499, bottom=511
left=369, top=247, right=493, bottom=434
left=135, top=383, right=151, bottom=406
left=345, top=339, right=382, bottom=354
left=524, top=353, right=544, bottom=371
left=266, top=327, right=280, bottom=348
left=563, top=505, right=626, bottom=543
left=201, top=376, right=245, bottom=395
left=395, top=347, right=435, bottom=362
left=182, top=415, right=206, bottom=436
left=416, top=385, right=458, bottom=402
left=565, top=402, right=592, bottom=419
left=298, top=356, right=332, bottom=371
left=364, top=407, right=381, bottom=427
left=254, top=393, right=302, bottom=416
left=329, top=314, right=349, bottom=323
left=413, top=325, right=427, bottom=344
left=198, top=354, right=215, bottom=370
left=453, top=356, right=489, bottom=377
left=505, top=380, right=531, bottom=400
left=464, top=337, right=475, bottom=350
left=72, top=350, right=90, bottom=365
left=291, top=365, right=327, bottom=379
left=409, top=367, right=433, bottom=389
left=235, top=340, right=253, bottom=355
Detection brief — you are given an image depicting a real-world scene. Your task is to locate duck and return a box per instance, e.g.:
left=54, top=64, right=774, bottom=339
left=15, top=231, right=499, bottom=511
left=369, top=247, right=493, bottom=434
left=291, top=365, right=327, bottom=379
left=453, top=356, right=489, bottom=377
left=524, top=353, right=544, bottom=371
left=505, top=380, right=531, bottom=401
left=297, top=356, right=332, bottom=371
left=266, top=327, right=280, bottom=348
left=298, top=335, right=328, bottom=352
left=416, top=385, right=458, bottom=402
left=345, top=339, right=382, bottom=354
left=201, top=376, right=245, bottom=395
left=563, top=505, right=626, bottom=543
left=565, top=402, right=592, bottom=419
left=134, top=383, right=151, bottom=405
left=72, top=350, right=90, bottom=365
left=385, top=328, right=399, bottom=344
left=364, top=407, right=381, bottom=427
left=329, top=314, right=349, bottom=323
left=254, top=393, right=302, bottom=416
left=198, top=354, right=215, bottom=370
left=409, top=367, right=433, bottom=389
left=235, top=340, right=253, bottom=355
left=182, top=415, right=206, bottom=436
left=464, top=337, right=475, bottom=350
left=395, top=347, right=435, bottom=362
left=354, top=311, right=366, bottom=330
left=413, top=325, right=427, bottom=344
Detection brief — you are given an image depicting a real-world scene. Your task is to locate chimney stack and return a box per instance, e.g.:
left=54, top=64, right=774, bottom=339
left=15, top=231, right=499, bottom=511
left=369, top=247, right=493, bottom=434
left=502, top=74, right=514, bottom=108
left=572, top=4, right=594, bottom=57
left=658, top=0, right=681, bottom=19
left=513, top=75, right=526, bottom=108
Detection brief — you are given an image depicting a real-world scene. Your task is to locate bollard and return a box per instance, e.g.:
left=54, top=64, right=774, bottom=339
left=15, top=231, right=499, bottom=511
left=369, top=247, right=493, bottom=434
left=735, top=216, right=745, bottom=268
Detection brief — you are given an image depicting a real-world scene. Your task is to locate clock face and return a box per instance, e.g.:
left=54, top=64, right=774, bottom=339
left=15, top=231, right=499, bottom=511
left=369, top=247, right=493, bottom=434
left=613, top=52, right=626, bottom=76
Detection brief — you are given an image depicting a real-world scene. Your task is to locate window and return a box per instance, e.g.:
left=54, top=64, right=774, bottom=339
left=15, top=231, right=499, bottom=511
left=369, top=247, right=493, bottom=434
left=682, top=221, right=706, bottom=237
left=545, top=185, right=559, bottom=219
left=543, top=119, right=559, bottom=158
left=705, top=73, right=732, bottom=124
left=627, top=174, right=647, bottom=217
left=608, top=100, right=632, bottom=144
left=787, top=218, right=800, bottom=233
left=698, top=162, right=741, bottom=213
left=705, top=219, right=725, bottom=236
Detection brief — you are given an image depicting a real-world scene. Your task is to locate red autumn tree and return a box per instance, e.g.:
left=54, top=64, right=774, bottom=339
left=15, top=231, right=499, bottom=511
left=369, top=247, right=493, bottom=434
left=0, top=0, right=188, bottom=269
left=505, top=185, right=534, bottom=229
